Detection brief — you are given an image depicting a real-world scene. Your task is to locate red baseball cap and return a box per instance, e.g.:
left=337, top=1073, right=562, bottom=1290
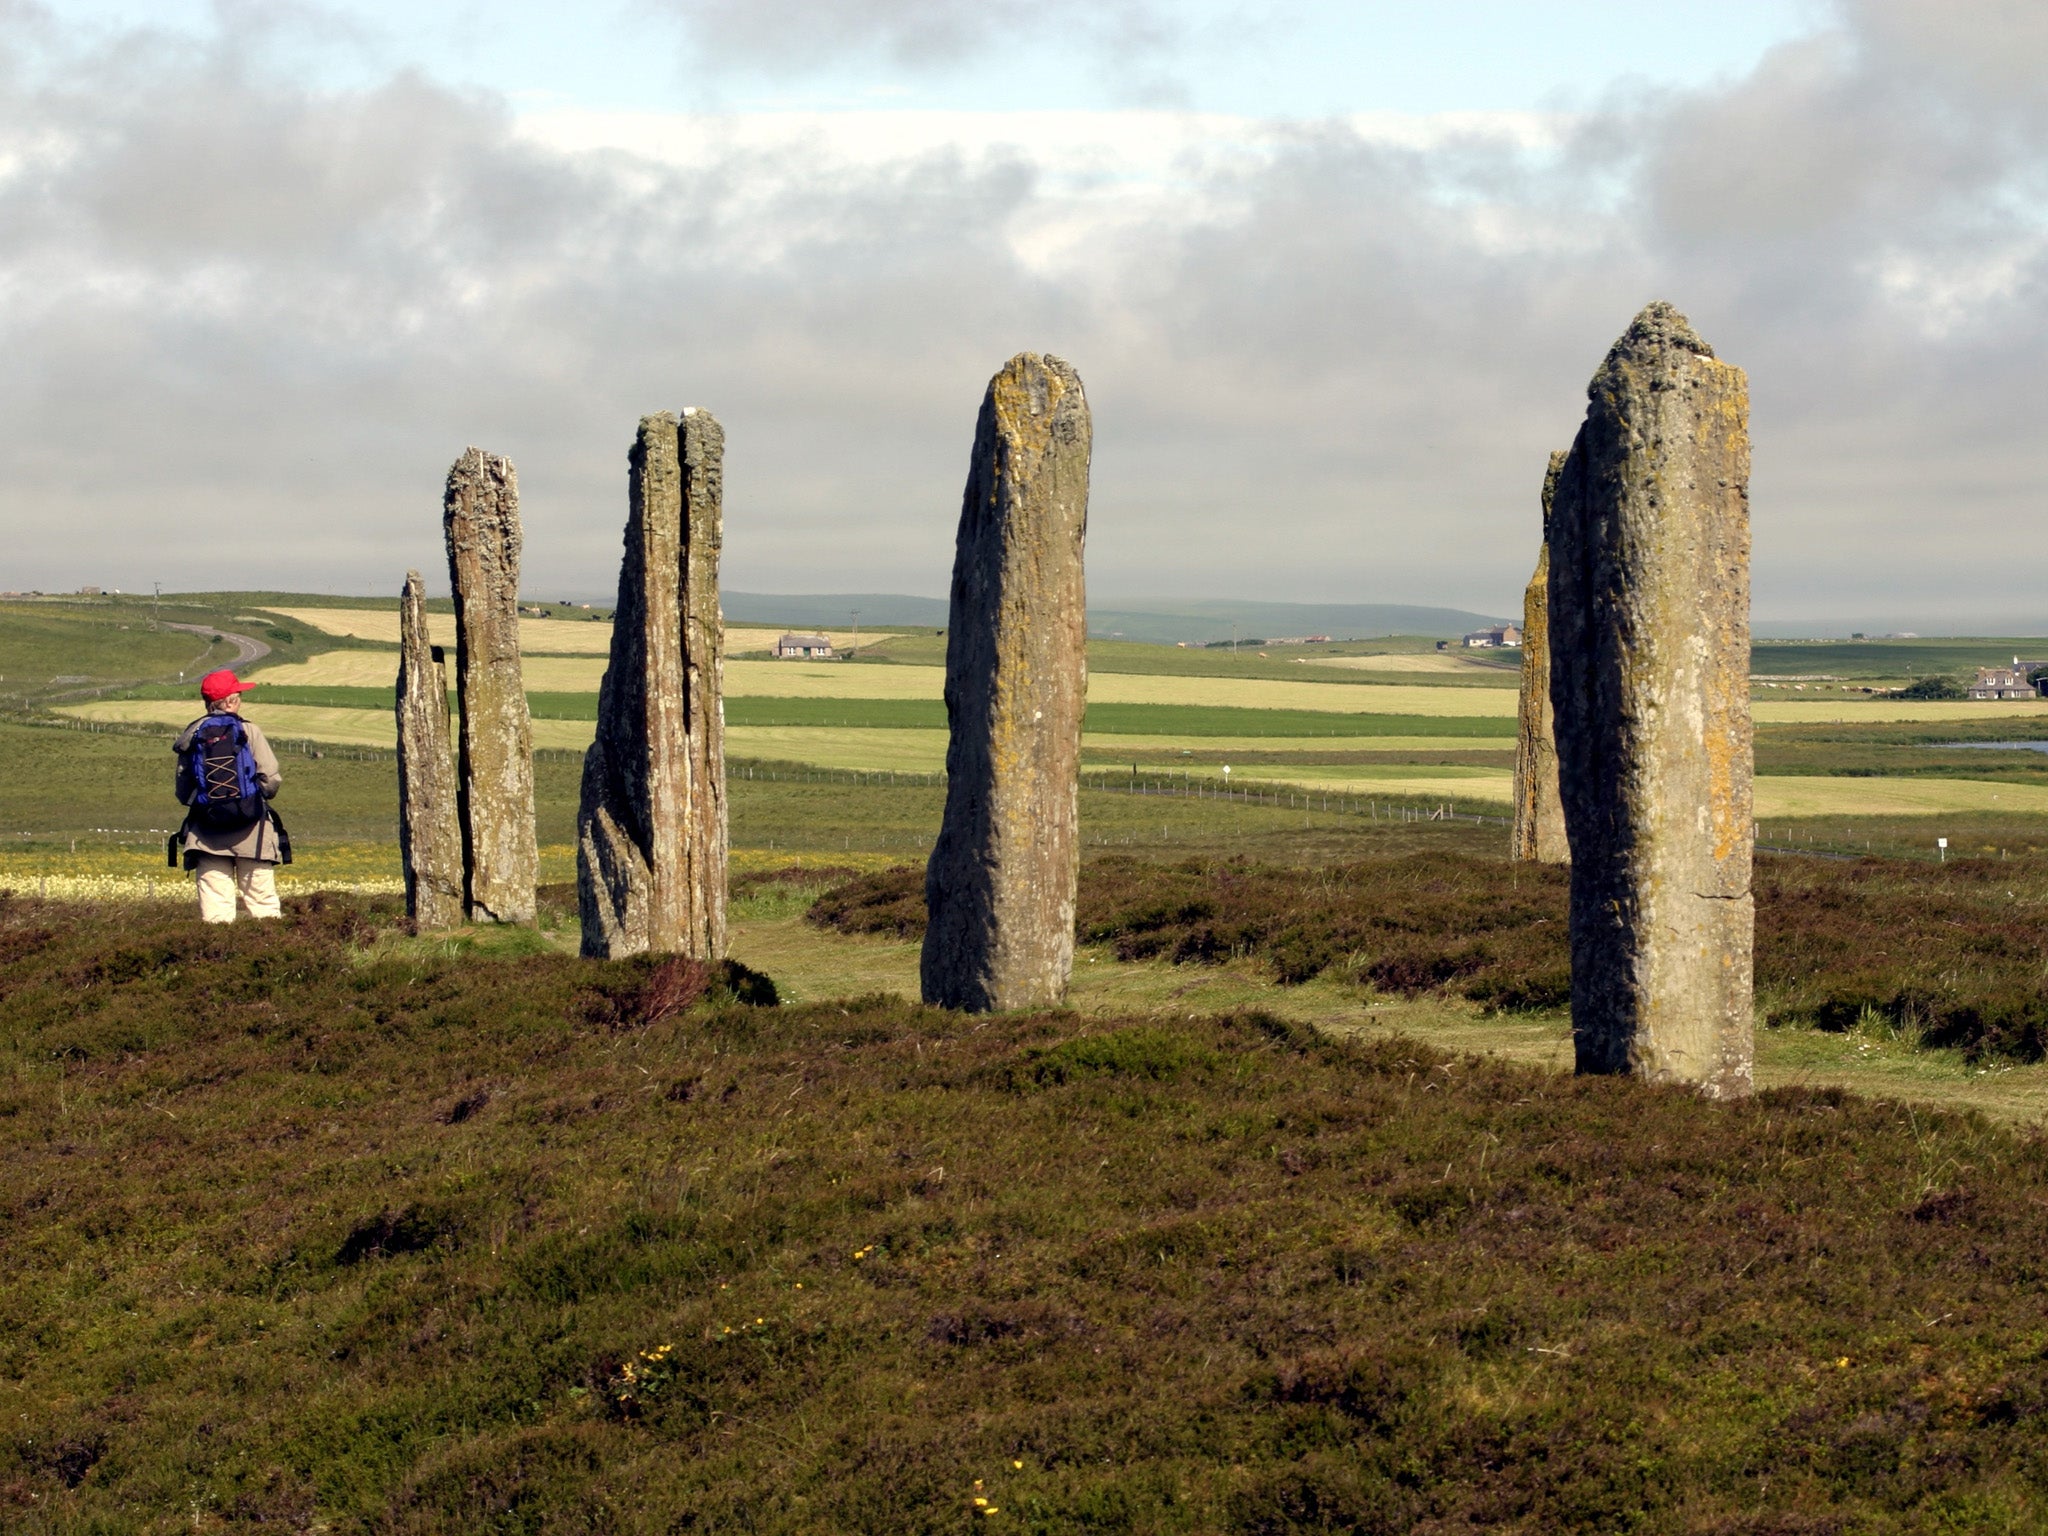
left=199, top=669, right=259, bottom=703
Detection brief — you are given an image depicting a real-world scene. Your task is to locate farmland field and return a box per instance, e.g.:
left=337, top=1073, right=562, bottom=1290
left=28, top=594, right=2048, bottom=850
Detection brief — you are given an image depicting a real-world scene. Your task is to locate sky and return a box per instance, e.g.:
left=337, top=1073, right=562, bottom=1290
left=2, top=0, right=2044, bottom=628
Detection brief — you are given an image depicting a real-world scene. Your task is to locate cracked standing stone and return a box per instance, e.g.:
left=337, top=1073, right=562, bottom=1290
left=1547, top=302, right=1754, bottom=1097
left=444, top=447, right=538, bottom=925
left=578, top=409, right=728, bottom=960
left=1511, top=451, right=1570, bottom=865
left=922, top=353, right=1091, bottom=1012
left=396, top=569, right=464, bottom=930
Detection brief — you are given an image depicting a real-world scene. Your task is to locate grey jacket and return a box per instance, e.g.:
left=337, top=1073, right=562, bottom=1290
left=174, top=710, right=285, bottom=863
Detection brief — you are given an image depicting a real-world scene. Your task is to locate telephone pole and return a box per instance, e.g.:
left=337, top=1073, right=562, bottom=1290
left=849, top=609, right=860, bottom=660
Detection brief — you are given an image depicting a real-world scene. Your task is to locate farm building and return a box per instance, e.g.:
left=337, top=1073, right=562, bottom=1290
left=1971, top=661, right=2048, bottom=700
left=1461, top=623, right=1522, bottom=649
left=776, top=633, right=836, bottom=659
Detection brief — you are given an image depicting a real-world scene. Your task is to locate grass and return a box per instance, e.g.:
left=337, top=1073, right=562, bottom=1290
left=812, top=850, right=2048, bottom=1065
left=1750, top=637, right=2048, bottom=680
left=6, top=718, right=1510, bottom=875
left=15, top=891, right=2048, bottom=1529
left=258, top=606, right=618, bottom=654
left=1172, top=760, right=2048, bottom=819
left=138, top=688, right=1524, bottom=741
left=0, top=597, right=341, bottom=709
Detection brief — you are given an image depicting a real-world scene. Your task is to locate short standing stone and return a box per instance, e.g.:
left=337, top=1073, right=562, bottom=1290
left=395, top=569, right=464, bottom=930
left=1511, top=451, right=1570, bottom=864
left=921, top=353, right=1091, bottom=1012
left=578, top=409, right=729, bottom=959
left=443, top=447, right=538, bottom=925
left=1547, top=302, right=1754, bottom=1097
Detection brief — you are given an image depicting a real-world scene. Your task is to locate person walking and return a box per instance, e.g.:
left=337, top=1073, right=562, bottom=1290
left=171, top=669, right=290, bottom=922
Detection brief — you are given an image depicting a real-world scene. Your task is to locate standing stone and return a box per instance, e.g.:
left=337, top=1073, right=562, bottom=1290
left=922, top=353, right=1091, bottom=1012
left=1510, top=451, right=1570, bottom=864
left=1548, top=302, right=1753, bottom=1098
left=395, top=570, right=464, bottom=930
left=443, top=447, right=538, bottom=925
left=578, top=409, right=728, bottom=960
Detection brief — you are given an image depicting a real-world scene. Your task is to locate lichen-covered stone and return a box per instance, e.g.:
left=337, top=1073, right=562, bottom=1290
left=395, top=570, right=464, bottom=930
left=1548, top=302, right=1754, bottom=1098
left=443, top=447, right=537, bottom=925
left=578, top=409, right=728, bottom=960
left=921, top=354, right=1091, bottom=1012
left=1511, top=451, right=1570, bottom=865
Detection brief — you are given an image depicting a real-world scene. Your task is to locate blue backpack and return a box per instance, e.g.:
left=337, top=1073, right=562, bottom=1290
left=183, top=716, right=265, bottom=830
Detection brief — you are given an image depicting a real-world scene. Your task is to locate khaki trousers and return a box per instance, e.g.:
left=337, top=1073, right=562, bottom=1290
left=193, top=855, right=282, bottom=923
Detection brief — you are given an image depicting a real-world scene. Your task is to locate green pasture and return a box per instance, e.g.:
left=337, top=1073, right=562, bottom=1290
left=0, top=720, right=1509, bottom=876
left=23, top=599, right=2048, bottom=872
left=0, top=600, right=288, bottom=706
left=1751, top=635, right=2048, bottom=683
left=111, top=684, right=1524, bottom=740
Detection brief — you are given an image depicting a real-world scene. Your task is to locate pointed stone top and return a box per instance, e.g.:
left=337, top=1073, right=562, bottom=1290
left=1616, top=301, right=1714, bottom=360
left=1540, top=450, right=1569, bottom=538
left=404, top=568, right=423, bottom=587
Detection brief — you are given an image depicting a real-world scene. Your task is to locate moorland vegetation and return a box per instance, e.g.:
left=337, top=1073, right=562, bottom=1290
left=14, top=595, right=2048, bottom=1527
left=9, top=890, right=2048, bottom=1531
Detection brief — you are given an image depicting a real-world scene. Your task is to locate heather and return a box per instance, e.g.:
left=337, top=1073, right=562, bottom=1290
left=812, top=852, right=2048, bottom=1062
left=7, top=891, right=2048, bottom=1530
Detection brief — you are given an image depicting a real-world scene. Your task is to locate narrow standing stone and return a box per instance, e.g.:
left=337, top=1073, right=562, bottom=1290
left=443, top=447, right=538, bottom=925
left=922, top=353, right=1091, bottom=1012
left=395, top=570, right=464, bottom=930
left=578, top=409, right=728, bottom=959
left=1511, top=451, right=1570, bottom=864
left=1547, top=302, right=1753, bottom=1097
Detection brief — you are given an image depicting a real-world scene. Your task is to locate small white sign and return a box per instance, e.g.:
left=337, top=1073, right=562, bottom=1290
left=1938, top=838, right=1948, bottom=848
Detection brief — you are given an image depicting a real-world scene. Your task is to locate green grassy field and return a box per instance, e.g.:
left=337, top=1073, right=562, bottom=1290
left=1751, top=636, right=2048, bottom=683
left=22, top=593, right=2048, bottom=872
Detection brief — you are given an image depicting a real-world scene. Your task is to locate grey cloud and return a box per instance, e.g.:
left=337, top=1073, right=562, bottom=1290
left=652, top=0, right=1178, bottom=72
left=0, top=0, right=2044, bottom=628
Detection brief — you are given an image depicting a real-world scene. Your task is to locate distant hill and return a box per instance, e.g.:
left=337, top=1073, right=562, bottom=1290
left=723, top=593, right=1505, bottom=643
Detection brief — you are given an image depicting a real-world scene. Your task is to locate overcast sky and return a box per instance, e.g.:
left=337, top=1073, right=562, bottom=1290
left=3, top=0, right=2043, bottom=627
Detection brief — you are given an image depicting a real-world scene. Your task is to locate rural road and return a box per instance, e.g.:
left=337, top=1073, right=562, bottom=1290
left=166, top=622, right=271, bottom=672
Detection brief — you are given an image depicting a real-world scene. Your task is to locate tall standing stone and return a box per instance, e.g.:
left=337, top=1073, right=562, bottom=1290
left=578, top=409, right=728, bottom=960
left=1548, top=302, right=1753, bottom=1098
left=395, top=570, right=464, bottom=930
left=444, top=447, right=538, bottom=925
left=921, top=354, right=1091, bottom=1013
left=1511, top=451, right=1570, bottom=864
